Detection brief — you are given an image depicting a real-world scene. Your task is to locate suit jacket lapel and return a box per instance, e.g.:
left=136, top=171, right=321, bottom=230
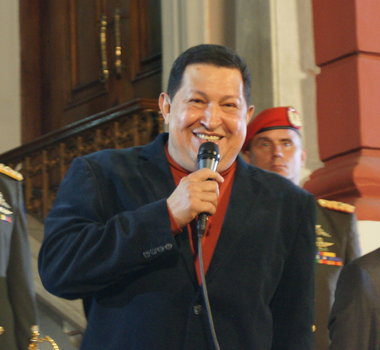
left=206, top=158, right=263, bottom=281
left=137, top=133, right=175, bottom=201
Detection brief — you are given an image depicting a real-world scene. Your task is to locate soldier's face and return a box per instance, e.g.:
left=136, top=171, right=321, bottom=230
left=246, top=128, right=306, bottom=185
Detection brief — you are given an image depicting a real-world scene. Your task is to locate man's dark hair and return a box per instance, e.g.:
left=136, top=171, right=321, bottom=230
left=167, top=44, right=252, bottom=105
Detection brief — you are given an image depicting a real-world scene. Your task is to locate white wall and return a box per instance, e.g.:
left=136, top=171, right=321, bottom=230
left=0, top=0, right=21, bottom=153
left=161, top=0, right=230, bottom=91
left=358, top=221, right=380, bottom=255
left=268, top=0, right=322, bottom=181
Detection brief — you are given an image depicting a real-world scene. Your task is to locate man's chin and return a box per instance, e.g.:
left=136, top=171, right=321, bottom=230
left=271, top=167, right=288, bottom=178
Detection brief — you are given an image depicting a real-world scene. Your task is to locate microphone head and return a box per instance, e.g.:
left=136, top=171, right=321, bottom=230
left=197, top=142, right=220, bottom=171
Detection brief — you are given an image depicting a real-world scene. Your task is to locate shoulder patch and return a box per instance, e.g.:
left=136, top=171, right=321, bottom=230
left=0, top=163, right=23, bottom=181
left=317, top=198, right=355, bottom=213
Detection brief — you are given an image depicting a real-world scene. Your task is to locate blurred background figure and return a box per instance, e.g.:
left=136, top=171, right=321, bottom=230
left=242, top=106, right=361, bottom=350
left=328, top=247, right=380, bottom=350
left=0, top=163, right=38, bottom=350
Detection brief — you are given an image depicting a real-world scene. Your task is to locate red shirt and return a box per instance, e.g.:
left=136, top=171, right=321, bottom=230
left=165, top=146, right=236, bottom=284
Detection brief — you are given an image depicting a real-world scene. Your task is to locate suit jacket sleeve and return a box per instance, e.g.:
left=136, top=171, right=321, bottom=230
left=271, top=192, right=316, bottom=350
left=39, top=156, right=178, bottom=299
left=328, top=260, right=380, bottom=350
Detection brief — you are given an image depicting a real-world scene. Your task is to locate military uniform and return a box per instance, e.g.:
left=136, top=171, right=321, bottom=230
left=314, top=199, right=361, bottom=350
left=0, top=164, right=37, bottom=349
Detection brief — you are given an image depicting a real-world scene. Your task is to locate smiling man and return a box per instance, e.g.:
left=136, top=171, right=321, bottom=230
left=39, top=45, right=316, bottom=350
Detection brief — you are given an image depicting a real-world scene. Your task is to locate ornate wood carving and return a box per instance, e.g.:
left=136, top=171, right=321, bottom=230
left=0, top=99, right=162, bottom=220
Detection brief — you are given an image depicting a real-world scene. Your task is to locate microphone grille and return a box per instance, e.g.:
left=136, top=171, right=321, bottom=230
left=197, top=142, right=220, bottom=161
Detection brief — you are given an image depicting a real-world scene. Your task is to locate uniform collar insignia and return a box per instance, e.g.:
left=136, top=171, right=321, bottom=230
left=315, top=224, right=334, bottom=251
left=0, top=192, right=11, bottom=208
left=317, top=198, right=355, bottom=213
left=315, top=224, right=343, bottom=266
left=0, top=192, right=13, bottom=215
left=315, top=224, right=331, bottom=238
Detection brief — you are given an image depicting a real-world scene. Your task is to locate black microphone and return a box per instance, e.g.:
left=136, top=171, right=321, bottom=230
left=196, top=142, right=220, bottom=236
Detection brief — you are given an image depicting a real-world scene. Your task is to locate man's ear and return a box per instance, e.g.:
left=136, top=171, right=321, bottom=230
left=246, top=105, right=255, bottom=123
left=159, top=92, right=171, bottom=124
left=241, top=149, right=252, bottom=163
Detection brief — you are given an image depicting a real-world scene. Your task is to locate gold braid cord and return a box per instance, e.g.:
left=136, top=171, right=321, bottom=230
left=28, top=325, right=60, bottom=350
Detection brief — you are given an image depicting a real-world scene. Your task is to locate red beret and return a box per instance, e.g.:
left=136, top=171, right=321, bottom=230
left=242, top=106, right=302, bottom=151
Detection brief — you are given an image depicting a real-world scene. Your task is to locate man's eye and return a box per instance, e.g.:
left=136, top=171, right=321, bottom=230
left=190, top=98, right=204, bottom=103
left=222, top=103, right=238, bottom=110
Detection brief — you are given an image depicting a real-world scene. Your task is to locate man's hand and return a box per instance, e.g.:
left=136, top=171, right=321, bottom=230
left=167, top=168, right=224, bottom=228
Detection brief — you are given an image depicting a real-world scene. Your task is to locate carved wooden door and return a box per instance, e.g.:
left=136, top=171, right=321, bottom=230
left=21, top=0, right=162, bottom=139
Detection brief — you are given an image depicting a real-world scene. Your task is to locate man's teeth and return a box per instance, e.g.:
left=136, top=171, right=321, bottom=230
left=197, top=134, right=221, bottom=141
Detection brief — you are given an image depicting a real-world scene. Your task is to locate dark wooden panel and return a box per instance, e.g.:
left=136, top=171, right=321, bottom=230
left=20, top=0, right=162, bottom=141
left=20, top=0, right=43, bottom=143
left=67, top=0, right=108, bottom=107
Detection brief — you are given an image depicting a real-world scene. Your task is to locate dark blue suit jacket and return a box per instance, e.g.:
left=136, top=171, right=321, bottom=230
left=39, top=133, right=316, bottom=349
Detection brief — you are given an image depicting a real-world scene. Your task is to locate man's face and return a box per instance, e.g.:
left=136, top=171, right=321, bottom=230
left=159, top=64, right=254, bottom=172
left=245, top=128, right=306, bottom=185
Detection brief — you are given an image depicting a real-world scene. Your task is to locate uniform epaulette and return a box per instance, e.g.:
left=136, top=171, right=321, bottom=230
left=0, top=163, right=23, bottom=181
left=317, top=198, right=355, bottom=213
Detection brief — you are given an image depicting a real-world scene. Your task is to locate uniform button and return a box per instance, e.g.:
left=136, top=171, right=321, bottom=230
left=143, top=251, right=151, bottom=259
left=150, top=248, right=158, bottom=255
left=193, top=305, right=202, bottom=315
left=157, top=246, right=164, bottom=253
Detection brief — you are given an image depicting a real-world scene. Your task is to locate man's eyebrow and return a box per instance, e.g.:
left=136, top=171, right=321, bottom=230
left=220, top=95, right=241, bottom=101
left=190, top=90, right=208, bottom=98
left=255, top=136, right=294, bottom=143
left=190, top=90, right=241, bottom=101
left=279, top=138, right=293, bottom=142
left=255, top=136, right=273, bottom=142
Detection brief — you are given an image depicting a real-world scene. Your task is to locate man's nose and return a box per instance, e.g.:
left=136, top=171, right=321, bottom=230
left=201, top=103, right=222, bottom=130
left=273, top=144, right=284, bottom=157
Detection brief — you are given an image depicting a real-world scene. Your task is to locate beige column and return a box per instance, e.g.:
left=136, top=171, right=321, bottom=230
left=0, top=0, right=21, bottom=152
left=160, top=0, right=230, bottom=91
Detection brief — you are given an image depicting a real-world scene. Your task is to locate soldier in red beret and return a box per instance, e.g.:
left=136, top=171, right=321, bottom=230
left=242, top=106, right=305, bottom=184
left=242, top=106, right=361, bottom=350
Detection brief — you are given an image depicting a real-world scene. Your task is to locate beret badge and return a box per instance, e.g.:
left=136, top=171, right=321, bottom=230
left=287, top=107, right=302, bottom=129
